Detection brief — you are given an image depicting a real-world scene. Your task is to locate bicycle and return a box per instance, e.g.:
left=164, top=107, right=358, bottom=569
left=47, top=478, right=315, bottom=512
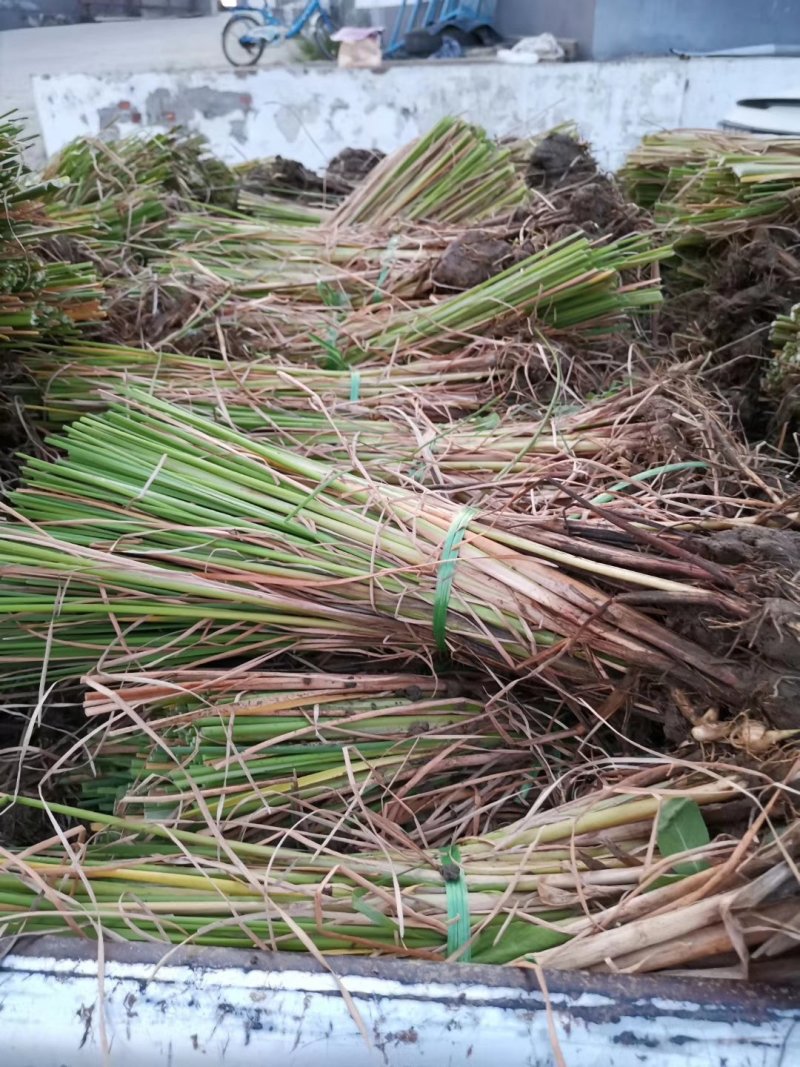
left=222, top=0, right=340, bottom=67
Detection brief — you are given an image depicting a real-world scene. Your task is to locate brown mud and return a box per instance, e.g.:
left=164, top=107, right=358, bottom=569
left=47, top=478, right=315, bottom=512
left=525, top=132, right=598, bottom=190
left=432, top=230, right=519, bottom=290
left=327, top=147, right=385, bottom=187
left=237, top=156, right=349, bottom=198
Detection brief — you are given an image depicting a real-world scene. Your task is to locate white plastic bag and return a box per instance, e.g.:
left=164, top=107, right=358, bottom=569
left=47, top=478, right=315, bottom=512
left=497, top=33, right=565, bottom=65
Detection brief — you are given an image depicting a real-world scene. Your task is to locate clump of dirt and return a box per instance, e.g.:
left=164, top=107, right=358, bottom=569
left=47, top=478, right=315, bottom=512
left=432, top=230, right=518, bottom=290
left=660, top=234, right=800, bottom=436
left=526, top=132, right=598, bottom=191
left=0, top=417, right=24, bottom=494
left=698, top=526, right=800, bottom=577
left=94, top=277, right=199, bottom=352
left=705, top=237, right=800, bottom=346
left=745, top=664, right=800, bottom=730
left=516, top=167, right=648, bottom=244
left=327, top=147, right=385, bottom=187
left=238, top=156, right=348, bottom=198
left=555, top=177, right=645, bottom=240
left=671, top=527, right=800, bottom=728
left=0, top=356, right=32, bottom=496
left=742, top=598, right=800, bottom=670
left=236, top=147, right=391, bottom=201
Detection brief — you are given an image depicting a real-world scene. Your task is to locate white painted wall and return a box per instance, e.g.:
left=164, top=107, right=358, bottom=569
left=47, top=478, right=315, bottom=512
left=31, top=56, right=800, bottom=172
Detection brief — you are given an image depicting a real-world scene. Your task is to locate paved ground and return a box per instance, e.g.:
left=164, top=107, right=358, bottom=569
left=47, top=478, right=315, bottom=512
left=0, top=15, right=291, bottom=161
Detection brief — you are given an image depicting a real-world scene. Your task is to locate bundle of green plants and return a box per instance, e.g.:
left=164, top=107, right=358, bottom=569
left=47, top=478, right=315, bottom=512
left=18, top=346, right=765, bottom=524
left=331, top=117, right=527, bottom=227
left=38, top=377, right=673, bottom=506
left=621, top=130, right=751, bottom=207
left=31, top=131, right=240, bottom=259
left=42, top=129, right=237, bottom=210
left=621, top=130, right=800, bottom=234
left=237, top=190, right=329, bottom=227
left=0, top=763, right=795, bottom=973
left=22, top=342, right=500, bottom=423
left=0, top=388, right=757, bottom=702
left=1, top=113, right=45, bottom=240
left=765, top=302, right=800, bottom=407
left=76, top=668, right=570, bottom=845
left=659, top=154, right=800, bottom=234
left=154, top=230, right=667, bottom=366
left=0, top=260, right=103, bottom=343
left=44, top=191, right=170, bottom=250
left=0, top=114, right=103, bottom=343
left=158, top=211, right=444, bottom=302
left=158, top=248, right=420, bottom=304
left=621, top=129, right=800, bottom=205
left=335, top=233, right=670, bottom=362
left=97, top=228, right=666, bottom=362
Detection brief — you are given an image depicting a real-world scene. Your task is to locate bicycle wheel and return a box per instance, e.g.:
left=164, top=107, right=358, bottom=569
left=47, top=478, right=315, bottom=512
left=222, top=14, right=266, bottom=67
left=310, top=11, right=339, bottom=60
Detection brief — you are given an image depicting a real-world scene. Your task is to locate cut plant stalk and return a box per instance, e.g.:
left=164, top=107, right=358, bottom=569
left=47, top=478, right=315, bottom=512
left=331, top=117, right=527, bottom=227
left=621, top=129, right=800, bottom=235
left=76, top=669, right=567, bottom=846
left=21, top=342, right=503, bottom=422
left=42, top=129, right=237, bottom=211
left=0, top=115, right=104, bottom=342
left=0, top=764, right=788, bottom=972
left=238, top=189, right=329, bottom=226
left=158, top=211, right=443, bottom=301
left=767, top=301, right=800, bottom=404
left=2, top=388, right=755, bottom=703
left=335, top=233, right=671, bottom=363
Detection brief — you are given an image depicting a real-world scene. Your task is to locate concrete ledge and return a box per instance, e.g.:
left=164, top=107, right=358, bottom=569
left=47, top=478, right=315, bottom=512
left=32, top=55, right=800, bottom=170
left=2, top=936, right=799, bottom=1065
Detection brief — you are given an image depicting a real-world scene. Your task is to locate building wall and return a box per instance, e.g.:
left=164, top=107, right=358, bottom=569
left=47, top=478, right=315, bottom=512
left=473, top=0, right=800, bottom=57
left=0, top=0, right=80, bottom=31
left=32, top=55, right=800, bottom=171
left=355, top=0, right=800, bottom=57
left=592, top=0, right=800, bottom=59
left=495, top=0, right=595, bottom=57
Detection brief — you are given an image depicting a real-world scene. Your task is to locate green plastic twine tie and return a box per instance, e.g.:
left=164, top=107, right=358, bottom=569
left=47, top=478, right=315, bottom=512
left=433, top=507, right=476, bottom=656
left=349, top=370, right=361, bottom=402
left=373, top=235, right=399, bottom=302
left=440, top=844, right=471, bottom=961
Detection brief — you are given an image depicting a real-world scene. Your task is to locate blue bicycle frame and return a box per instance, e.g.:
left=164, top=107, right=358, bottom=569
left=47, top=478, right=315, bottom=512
left=235, top=0, right=334, bottom=46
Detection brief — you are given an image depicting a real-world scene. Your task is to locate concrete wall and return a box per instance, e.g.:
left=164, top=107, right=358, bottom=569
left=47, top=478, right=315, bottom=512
left=31, top=56, right=800, bottom=172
